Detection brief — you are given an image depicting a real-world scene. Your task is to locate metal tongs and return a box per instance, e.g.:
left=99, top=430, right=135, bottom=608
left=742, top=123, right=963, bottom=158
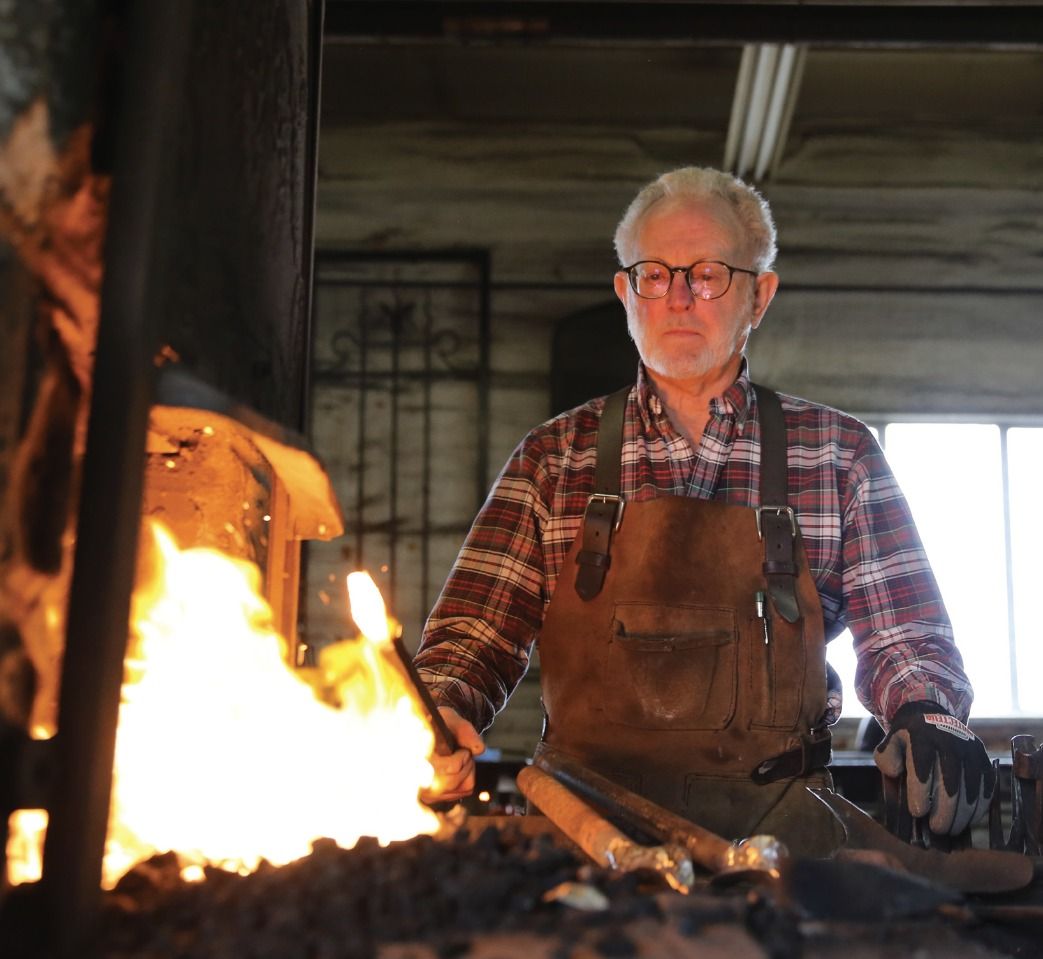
left=519, top=749, right=786, bottom=890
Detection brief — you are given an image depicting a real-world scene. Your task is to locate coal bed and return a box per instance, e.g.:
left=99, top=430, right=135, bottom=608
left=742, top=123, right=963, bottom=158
left=61, top=818, right=1042, bottom=959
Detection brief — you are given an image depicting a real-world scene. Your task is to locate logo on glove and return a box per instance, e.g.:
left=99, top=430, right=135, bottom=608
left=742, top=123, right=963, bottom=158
left=922, top=712, right=974, bottom=741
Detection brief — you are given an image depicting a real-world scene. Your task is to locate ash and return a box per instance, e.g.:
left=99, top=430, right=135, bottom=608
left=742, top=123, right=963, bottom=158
left=91, top=823, right=693, bottom=959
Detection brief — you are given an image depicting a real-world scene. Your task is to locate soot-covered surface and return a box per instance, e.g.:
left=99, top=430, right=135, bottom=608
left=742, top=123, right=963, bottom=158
left=82, top=818, right=1036, bottom=959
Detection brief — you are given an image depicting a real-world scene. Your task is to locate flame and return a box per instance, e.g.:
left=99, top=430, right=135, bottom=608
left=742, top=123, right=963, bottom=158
left=95, top=521, right=441, bottom=887
left=347, top=571, right=393, bottom=646
left=0, top=519, right=441, bottom=889
left=6, top=524, right=440, bottom=889
left=5, top=810, right=47, bottom=884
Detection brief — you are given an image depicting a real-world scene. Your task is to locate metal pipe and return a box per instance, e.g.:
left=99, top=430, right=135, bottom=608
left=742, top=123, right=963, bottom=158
left=39, top=3, right=194, bottom=953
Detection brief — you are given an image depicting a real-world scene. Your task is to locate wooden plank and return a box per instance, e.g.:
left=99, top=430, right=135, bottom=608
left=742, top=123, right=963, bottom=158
left=318, top=123, right=1043, bottom=287
left=749, top=290, right=1043, bottom=417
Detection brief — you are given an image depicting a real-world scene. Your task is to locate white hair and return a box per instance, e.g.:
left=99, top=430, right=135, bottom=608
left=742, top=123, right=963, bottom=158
left=613, top=166, right=778, bottom=273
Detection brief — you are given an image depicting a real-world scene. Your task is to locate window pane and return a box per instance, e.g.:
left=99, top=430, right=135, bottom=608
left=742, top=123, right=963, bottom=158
left=827, top=627, right=869, bottom=717
left=1007, top=428, right=1043, bottom=714
left=884, top=424, right=1010, bottom=717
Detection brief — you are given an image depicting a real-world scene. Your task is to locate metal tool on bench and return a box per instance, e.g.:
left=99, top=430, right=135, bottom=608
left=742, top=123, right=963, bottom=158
left=808, top=787, right=1037, bottom=894
left=1003, top=735, right=1042, bottom=855
left=534, top=750, right=785, bottom=880
left=516, top=765, right=695, bottom=892
left=881, top=772, right=972, bottom=852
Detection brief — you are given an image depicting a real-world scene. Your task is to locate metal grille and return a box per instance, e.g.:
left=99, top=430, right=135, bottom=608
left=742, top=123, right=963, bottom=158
left=306, top=251, right=491, bottom=652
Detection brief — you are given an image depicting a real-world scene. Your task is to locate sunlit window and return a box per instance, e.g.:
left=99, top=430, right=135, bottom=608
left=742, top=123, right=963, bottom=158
left=827, top=422, right=1043, bottom=719
left=1008, top=429, right=1043, bottom=714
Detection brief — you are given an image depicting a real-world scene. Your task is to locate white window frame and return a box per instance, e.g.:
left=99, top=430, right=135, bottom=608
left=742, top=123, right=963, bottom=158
left=858, top=414, right=1043, bottom=717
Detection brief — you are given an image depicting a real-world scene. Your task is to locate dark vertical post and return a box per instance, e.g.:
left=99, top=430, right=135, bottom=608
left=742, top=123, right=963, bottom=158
left=476, top=251, right=492, bottom=502
left=356, top=296, right=369, bottom=569
left=420, top=293, right=433, bottom=622
left=296, top=0, right=326, bottom=650
left=39, top=3, right=193, bottom=953
left=299, top=0, right=326, bottom=437
left=389, top=301, right=402, bottom=605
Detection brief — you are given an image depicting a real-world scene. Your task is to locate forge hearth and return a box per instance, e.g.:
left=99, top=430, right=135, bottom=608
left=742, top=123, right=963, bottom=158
left=47, top=815, right=1041, bottom=959
left=84, top=819, right=772, bottom=959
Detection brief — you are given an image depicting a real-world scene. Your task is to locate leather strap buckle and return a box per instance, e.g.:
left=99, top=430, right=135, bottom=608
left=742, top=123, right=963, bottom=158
left=586, top=493, right=625, bottom=532
left=756, top=505, right=797, bottom=540
left=751, top=731, right=833, bottom=785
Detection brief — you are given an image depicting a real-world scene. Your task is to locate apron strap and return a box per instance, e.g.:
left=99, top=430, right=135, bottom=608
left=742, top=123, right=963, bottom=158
left=752, top=385, right=832, bottom=781
left=575, top=381, right=801, bottom=620
left=574, top=385, right=629, bottom=600
left=752, top=384, right=801, bottom=624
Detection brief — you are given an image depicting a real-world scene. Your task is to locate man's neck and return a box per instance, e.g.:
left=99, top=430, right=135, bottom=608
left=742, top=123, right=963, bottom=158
left=646, top=359, right=742, bottom=449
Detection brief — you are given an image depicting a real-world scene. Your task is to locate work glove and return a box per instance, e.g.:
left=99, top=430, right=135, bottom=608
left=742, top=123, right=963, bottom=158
left=874, top=700, right=995, bottom=836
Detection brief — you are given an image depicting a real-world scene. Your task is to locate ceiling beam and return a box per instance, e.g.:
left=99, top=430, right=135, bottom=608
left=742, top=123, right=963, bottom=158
left=325, top=2, right=1043, bottom=48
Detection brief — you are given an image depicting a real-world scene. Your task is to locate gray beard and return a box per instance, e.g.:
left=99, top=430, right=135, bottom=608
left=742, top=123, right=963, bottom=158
left=627, top=315, right=751, bottom=382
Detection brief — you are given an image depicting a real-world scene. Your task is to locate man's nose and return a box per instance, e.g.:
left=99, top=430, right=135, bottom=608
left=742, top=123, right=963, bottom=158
left=666, top=268, right=695, bottom=307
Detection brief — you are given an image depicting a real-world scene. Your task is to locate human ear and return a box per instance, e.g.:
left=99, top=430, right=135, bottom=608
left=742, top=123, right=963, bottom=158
left=750, top=271, right=779, bottom=329
left=613, top=270, right=630, bottom=306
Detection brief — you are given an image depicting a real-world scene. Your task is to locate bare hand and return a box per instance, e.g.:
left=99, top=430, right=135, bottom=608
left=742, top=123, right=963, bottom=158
left=423, top=707, right=485, bottom=802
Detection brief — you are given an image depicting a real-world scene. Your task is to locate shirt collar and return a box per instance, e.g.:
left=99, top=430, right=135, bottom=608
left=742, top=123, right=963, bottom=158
left=635, top=358, right=755, bottom=434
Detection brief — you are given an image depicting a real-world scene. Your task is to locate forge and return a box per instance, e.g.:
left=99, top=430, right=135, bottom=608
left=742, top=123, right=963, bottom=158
left=0, top=1, right=332, bottom=953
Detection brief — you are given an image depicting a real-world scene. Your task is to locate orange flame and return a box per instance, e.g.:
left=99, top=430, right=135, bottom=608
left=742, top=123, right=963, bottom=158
left=6, top=520, right=439, bottom=888
left=347, top=572, right=394, bottom=646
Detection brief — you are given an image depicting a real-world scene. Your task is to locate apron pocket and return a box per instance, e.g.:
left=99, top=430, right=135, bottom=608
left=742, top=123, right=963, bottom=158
left=605, top=603, right=738, bottom=730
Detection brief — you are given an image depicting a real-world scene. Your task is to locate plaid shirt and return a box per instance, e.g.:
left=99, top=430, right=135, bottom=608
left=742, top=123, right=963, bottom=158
left=416, top=362, right=972, bottom=733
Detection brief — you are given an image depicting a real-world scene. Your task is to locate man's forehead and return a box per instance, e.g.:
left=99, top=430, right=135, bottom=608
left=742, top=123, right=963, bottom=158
left=636, top=196, right=744, bottom=253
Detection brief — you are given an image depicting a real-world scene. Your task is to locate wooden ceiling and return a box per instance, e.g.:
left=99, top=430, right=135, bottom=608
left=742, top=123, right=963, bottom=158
left=322, top=1, right=1043, bottom=186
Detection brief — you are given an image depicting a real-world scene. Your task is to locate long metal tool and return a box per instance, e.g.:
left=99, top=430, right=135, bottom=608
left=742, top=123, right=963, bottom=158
left=516, top=765, right=695, bottom=893
left=389, top=636, right=458, bottom=757
left=535, top=750, right=785, bottom=878
left=808, top=787, right=1037, bottom=894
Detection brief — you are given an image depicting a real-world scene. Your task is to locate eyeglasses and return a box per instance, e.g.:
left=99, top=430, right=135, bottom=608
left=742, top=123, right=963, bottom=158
left=619, top=259, right=758, bottom=301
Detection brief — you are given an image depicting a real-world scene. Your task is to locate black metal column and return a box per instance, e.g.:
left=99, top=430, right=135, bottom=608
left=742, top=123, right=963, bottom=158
left=38, top=2, right=193, bottom=953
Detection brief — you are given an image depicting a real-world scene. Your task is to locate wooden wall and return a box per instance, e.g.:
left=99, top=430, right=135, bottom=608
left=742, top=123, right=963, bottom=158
left=310, top=43, right=1043, bottom=752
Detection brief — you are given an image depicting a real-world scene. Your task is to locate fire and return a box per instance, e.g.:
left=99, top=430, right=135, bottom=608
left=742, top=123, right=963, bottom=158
left=98, top=521, right=440, bottom=886
left=5, top=809, right=47, bottom=885
left=4, top=520, right=440, bottom=889
left=346, top=572, right=394, bottom=646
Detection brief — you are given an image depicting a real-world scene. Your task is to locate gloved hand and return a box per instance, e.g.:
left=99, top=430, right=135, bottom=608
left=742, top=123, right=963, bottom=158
left=874, top=700, right=995, bottom=836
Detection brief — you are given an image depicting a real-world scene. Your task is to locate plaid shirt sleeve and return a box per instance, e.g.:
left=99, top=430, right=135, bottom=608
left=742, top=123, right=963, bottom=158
left=413, top=408, right=596, bottom=731
left=837, top=429, right=973, bottom=726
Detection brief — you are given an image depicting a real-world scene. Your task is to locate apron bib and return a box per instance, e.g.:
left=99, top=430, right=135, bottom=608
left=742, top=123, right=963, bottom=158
left=533, top=385, right=844, bottom=857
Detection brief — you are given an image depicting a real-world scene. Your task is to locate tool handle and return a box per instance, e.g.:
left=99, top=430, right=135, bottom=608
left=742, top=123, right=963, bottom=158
left=518, top=764, right=696, bottom=891
left=535, top=749, right=734, bottom=871
left=517, top=765, right=632, bottom=869
left=391, top=637, right=459, bottom=757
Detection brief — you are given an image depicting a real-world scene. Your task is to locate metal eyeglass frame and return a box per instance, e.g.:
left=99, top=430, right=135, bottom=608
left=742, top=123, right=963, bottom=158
left=619, top=259, right=758, bottom=300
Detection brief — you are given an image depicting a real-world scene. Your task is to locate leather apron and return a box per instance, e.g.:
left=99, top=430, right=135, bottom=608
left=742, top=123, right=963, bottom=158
left=534, top=385, right=844, bottom=857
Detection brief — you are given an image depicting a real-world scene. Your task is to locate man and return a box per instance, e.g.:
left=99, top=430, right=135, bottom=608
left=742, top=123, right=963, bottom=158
left=414, top=167, right=993, bottom=856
